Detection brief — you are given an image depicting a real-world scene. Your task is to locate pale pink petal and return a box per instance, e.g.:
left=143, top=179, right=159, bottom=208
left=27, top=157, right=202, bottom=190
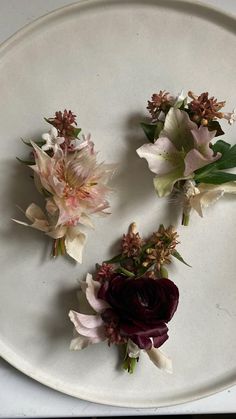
left=146, top=347, right=173, bottom=374
left=184, top=148, right=221, bottom=176
left=191, top=126, right=217, bottom=159
left=79, top=213, right=94, bottom=228
left=65, top=230, right=86, bottom=263
left=47, top=225, right=66, bottom=239
left=137, top=138, right=181, bottom=175
left=25, top=203, right=46, bottom=222
left=13, top=203, right=50, bottom=232
left=69, top=310, right=106, bottom=339
left=70, top=310, right=104, bottom=328
left=85, top=273, right=110, bottom=313
left=31, top=142, right=51, bottom=173
left=25, top=203, right=49, bottom=232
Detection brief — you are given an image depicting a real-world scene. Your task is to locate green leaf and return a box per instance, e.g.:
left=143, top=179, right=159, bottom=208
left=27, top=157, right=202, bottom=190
left=197, top=171, right=236, bottom=184
left=21, top=138, right=33, bottom=147
left=154, top=121, right=164, bottom=139
left=211, top=140, right=231, bottom=155
left=207, top=120, right=224, bottom=137
left=44, top=117, right=54, bottom=126
left=140, top=122, right=157, bottom=143
left=16, top=157, right=35, bottom=166
left=172, top=250, right=191, bottom=267
left=215, top=144, right=236, bottom=170
left=73, top=127, right=81, bottom=138
left=141, top=121, right=164, bottom=142
left=21, top=138, right=46, bottom=148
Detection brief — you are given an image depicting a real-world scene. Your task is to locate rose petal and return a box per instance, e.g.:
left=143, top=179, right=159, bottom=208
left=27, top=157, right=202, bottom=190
left=131, top=335, right=152, bottom=350
left=153, top=333, right=169, bottom=348
left=146, top=347, right=173, bottom=374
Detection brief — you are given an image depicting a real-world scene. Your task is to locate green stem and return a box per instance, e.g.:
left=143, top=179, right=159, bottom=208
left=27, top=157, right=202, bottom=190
left=117, top=267, right=135, bottom=277
left=182, top=213, right=190, bottom=226
left=52, top=239, right=58, bottom=258
left=160, top=266, right=168, bottom=278
left=60, top=237, right=66, bottom=255
left=122, top=346, right=138, bottom=374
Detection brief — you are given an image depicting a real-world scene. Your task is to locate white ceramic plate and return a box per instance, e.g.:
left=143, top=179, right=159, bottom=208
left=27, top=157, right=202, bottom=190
left=0, top=0, right=236, bottom=408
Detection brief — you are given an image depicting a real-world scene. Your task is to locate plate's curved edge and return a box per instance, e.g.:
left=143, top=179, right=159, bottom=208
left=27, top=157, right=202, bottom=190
left=0, top=0, right=236, bottom=57
left=0, top=0, right=236, bottom=409
left=0, top=338, right=235, bottom=408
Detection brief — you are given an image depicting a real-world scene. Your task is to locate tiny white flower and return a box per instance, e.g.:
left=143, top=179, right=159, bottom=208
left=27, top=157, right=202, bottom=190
left=223, top=108, right=236, bottom=125
left=42, top=126, right=65, bottom=152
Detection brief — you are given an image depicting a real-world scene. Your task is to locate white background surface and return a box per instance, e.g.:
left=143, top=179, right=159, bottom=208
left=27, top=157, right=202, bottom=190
left=0, top=0, right=236, bottom=416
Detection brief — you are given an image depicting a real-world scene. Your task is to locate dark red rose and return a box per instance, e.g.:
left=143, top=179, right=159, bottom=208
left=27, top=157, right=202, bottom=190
left=98, top=274, right=179, bottom=350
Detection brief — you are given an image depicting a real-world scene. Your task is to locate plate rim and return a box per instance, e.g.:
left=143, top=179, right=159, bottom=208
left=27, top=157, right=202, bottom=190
left=0, top=0, right=236, bottom=408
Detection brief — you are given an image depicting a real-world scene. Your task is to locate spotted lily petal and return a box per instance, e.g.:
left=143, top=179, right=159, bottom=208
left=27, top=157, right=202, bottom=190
left=137, top=137, right=183, bottom=175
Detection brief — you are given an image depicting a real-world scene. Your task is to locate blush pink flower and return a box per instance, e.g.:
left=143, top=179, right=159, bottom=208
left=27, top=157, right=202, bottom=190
left=14, top=138, right=116, bottom=262
left=31, top=140, right=116, bottom=227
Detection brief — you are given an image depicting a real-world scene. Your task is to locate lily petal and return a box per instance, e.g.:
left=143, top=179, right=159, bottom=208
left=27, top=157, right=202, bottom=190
left=160, top=108, right=196, bottom=151
left=153, top=165, right=191, bottom=197
left=137, top=138, right=182, bottom=175
left=184, top=148, right=221, bottom=176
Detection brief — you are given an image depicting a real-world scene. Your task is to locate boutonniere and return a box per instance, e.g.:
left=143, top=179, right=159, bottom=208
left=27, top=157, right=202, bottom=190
left=137, top=90, right=236, bottom=225
left=69, top=223, right=189, bottom=374
left=13, top=110, right=116, bottom=262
